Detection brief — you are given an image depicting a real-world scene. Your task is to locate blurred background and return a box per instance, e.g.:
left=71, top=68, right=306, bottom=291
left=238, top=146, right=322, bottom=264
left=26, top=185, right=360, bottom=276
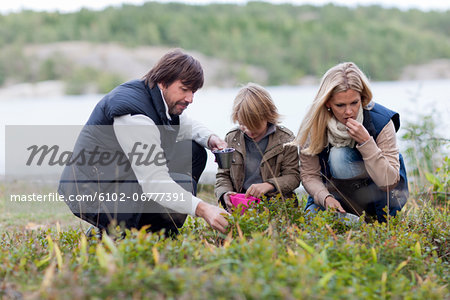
left=1, top=0, right=449, bottom=184
left=1, top=0, right=449, bottom=91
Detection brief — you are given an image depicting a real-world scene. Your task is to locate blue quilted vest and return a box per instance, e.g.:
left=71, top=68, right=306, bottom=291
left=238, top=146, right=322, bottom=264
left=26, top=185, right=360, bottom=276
left=58, top=80, right=180, bottom=229
left=309, top=102, right=408, bottom=221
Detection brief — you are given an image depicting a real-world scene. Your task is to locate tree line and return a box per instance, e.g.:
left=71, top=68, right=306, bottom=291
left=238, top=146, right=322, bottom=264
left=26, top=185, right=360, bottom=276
left=0, top=2, right=449, bottom=86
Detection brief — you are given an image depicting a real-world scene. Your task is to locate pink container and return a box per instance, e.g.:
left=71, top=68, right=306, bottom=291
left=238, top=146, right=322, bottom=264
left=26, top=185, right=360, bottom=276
left=229, top=193, right=261, bottom=214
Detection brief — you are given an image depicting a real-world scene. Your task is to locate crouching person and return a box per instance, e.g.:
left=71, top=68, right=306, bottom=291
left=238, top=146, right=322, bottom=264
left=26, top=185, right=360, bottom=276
left=215, top=83, right=301, bottom=211
left=58, top=49, right=229, bottom=236
left=294, top=62, right=408, bottom=222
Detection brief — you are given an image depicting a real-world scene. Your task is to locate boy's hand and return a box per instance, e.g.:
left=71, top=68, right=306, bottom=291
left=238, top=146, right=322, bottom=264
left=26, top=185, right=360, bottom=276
left=223, top=191, right=236, bottom=211
left=245, top=182, right=274, bottom=198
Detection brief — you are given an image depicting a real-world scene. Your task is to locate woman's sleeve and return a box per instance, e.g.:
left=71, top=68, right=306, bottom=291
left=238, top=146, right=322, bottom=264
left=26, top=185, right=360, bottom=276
left=300, top=151, right=331, bottom=207
left=356, top=120, right=400, bottom=189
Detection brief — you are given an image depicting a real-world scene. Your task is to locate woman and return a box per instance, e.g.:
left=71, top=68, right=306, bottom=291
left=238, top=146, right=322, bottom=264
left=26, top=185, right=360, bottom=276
left=295, top=62, right=408, bottom=222
left=215, top=83, right=301, bottom=211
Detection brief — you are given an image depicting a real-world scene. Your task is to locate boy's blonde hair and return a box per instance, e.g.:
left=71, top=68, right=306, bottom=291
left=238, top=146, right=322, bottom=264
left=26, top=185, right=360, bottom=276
left=232, top=83, right=280, bottom=131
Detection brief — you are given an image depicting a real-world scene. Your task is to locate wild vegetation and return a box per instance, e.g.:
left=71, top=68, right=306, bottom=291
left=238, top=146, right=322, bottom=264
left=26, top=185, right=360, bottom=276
left=0, top=3, right=448, bottom=298
left=0, top=115, right=448, bottom=299
left=0, top=197, right=448, bottom=299
left=0, top=2, right=449, bottom=90
left=402, top=113, right=449, bottom=206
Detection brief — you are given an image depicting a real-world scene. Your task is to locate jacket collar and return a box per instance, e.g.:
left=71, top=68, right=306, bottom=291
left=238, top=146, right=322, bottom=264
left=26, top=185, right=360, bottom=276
left=243, top=123, right=276, bottom=142
left=146, top=83, right=179, bottom=127
left=230, top=124, right=285, bottom=160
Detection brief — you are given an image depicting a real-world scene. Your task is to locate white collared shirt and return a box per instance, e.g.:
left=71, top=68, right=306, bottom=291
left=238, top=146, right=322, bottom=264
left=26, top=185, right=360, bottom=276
left=113, top=98, right=214, bottom=216
left=159, top=87, right=172, bottom=121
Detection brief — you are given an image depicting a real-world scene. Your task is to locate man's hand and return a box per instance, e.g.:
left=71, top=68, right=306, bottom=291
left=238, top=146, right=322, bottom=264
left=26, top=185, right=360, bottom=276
left=195, top=201, right=229, bottom=233
left=324, top=195, right=346, bottom=213
left=245, top=182, right=274, bottom=198
left=223, top=191, right=237, bottom=211
left=208, top=134, right=227, bottom=151
left=346, top=118, right=370, bottom=145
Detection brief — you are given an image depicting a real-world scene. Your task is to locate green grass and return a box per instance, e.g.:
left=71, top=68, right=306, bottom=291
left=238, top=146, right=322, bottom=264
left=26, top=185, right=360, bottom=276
left=0, top=181, right=448, bottom=299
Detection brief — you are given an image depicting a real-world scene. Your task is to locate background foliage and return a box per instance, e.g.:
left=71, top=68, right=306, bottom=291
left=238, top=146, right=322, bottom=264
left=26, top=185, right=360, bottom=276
left=401, top=113, right=449, bottom=206
left=0, top=2, right=449, bottom=87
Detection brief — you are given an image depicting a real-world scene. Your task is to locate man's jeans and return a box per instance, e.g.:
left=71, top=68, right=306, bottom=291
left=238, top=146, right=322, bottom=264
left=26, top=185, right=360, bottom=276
left=305, top=147, right=368, bottom=213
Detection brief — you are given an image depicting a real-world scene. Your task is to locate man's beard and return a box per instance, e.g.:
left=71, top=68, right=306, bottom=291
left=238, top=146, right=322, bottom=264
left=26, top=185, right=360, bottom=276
left=169, top=101, right=190, bottom=115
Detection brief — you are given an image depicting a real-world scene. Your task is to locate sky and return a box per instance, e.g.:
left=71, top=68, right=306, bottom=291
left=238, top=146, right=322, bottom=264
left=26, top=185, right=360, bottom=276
left=1, top=0, right=449, bottom=14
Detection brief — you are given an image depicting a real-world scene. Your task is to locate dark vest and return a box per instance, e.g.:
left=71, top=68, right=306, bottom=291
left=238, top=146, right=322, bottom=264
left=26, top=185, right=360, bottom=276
left=313, top=103, right=408, bottom=219
left=58, top=80, right=180, bottom=229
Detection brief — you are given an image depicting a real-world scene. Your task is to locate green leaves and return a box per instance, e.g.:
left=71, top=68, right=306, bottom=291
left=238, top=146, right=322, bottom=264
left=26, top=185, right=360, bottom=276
left=296, top=239, right=315, bottom=255
left=401, top=113, right=449, bottom=205
left=1, top=195, right=449, bottom=298
left=1, top=4, right=450, bottom=87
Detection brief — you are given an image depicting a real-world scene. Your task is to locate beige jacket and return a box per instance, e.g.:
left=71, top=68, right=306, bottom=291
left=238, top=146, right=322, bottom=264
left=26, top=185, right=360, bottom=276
left=215, top=125, right=301, bottom=201
left=300, top=120, right=401, bottom=207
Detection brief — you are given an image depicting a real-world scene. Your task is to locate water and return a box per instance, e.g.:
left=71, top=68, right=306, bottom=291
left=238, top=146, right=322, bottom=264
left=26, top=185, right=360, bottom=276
left=1, top=79, right=449, bottom=182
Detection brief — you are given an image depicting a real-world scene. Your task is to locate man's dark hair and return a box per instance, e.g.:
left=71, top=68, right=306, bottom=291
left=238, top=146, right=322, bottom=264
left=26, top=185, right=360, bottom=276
left=143, top=49, right=204, bottom=92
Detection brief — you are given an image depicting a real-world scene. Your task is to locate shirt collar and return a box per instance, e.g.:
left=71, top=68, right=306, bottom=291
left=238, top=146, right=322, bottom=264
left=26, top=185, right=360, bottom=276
left=265, top=123, right=276, bottom=137
left=243, top=123, right=276, bottom=142
left=158, top=85, right=172, bottom=121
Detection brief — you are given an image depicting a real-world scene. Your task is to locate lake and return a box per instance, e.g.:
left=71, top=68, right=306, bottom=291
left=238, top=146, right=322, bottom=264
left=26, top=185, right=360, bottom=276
left=1, top=79, right=449, bottom=183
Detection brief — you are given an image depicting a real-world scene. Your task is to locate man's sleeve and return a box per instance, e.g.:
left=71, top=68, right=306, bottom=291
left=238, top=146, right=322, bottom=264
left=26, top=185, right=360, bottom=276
left=113, top=114, right=202, bottom=216
left=178, top=113, right=214, bottom=148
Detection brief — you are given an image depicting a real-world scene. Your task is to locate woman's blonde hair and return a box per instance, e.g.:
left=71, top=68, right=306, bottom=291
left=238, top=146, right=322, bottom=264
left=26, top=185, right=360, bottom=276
left=294, top=62, right=373, bottom=155
left=232, top=83, right=280, bottom=131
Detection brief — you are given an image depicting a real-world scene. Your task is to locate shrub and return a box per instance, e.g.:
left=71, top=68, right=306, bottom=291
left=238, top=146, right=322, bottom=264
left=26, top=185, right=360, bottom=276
left=1, top=194, right=447, bottom=299
left=401, top=113, right=449, bottom=205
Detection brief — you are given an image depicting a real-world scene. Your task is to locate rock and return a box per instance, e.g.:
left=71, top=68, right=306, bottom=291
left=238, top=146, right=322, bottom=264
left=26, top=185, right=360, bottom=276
left=400, top=59, right=450, bottom=80
left=21, top=41, right=268, bottom=88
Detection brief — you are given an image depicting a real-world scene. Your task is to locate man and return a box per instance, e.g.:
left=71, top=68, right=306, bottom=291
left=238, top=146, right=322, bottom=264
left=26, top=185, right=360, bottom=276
left=58, top=49, right=229, bottom=235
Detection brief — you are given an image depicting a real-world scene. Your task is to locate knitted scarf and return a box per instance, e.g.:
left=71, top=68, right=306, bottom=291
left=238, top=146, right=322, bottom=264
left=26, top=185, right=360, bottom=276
left=327, top=105, right=364, bottom=148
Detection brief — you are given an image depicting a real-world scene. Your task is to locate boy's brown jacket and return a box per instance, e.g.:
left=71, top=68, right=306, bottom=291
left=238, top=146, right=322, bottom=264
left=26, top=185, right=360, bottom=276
left=215, top=125, right=301, bottom=202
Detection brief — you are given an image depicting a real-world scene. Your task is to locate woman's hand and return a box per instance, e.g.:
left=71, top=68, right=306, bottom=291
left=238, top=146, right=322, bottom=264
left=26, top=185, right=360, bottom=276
left=245, top=182, right=274, bottom=198
left=223, top=191, right=236, bottom=211
left=324, top=195, right=346, bottom=213
left=346, top=118, right=370, bottom=145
